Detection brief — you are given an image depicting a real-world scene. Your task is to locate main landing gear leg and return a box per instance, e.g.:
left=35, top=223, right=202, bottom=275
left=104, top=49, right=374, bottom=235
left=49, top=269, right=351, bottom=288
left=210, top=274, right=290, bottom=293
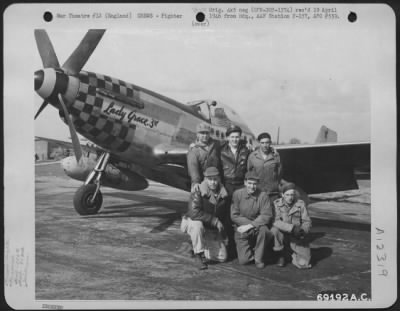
left=73, top=152, right=110, bottom=215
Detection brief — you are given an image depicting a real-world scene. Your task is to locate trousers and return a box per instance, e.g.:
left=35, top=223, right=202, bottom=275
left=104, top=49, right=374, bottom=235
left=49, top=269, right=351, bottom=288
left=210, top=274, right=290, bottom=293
left=271, top=226, right=311, bottom=269
left=180, top=216, right=227, bottom=262
left=234, top=225, right=273, bottom=265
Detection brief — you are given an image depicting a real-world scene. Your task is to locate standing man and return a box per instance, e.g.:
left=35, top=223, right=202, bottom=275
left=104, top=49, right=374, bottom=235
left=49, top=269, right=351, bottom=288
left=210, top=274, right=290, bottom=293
left=271, top=182, right=312, bottom=269
left=247, top=132, right=282, bottom=202
left=187, top=122, right=222, bottom=193
left=231, top=172, right=274, bottom=268
left=221, top=125, right=250, bottom=196
left=181, top=167, right=229, bottom=270
left=220, top=124, right=251, bottom=258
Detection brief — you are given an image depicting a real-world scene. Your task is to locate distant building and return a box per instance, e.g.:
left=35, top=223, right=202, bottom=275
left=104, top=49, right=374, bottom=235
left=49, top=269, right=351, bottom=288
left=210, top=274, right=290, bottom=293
left=35, top=138, right=48, bottom=161
left=35, top=137, right=73, bottom=161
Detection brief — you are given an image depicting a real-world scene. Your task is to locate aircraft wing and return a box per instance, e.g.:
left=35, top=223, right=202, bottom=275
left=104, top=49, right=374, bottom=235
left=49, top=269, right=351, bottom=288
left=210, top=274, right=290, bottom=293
left=275, top=142, right=370, bottom=194
left=153, top=143, right=188, bottom=165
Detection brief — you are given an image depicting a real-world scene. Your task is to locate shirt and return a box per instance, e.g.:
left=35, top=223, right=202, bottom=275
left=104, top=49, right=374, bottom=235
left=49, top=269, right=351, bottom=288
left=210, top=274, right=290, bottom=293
left=230, top=188, right=273, bottom=228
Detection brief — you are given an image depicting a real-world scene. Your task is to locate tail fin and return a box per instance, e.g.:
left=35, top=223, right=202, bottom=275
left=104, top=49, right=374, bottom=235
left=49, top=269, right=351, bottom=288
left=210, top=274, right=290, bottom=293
left=315, top=125, right=337, bottom=143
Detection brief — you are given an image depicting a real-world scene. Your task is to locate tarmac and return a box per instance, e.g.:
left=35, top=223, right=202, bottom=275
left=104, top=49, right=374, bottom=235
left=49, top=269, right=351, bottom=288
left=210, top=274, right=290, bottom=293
left=35, top=162, right=371, bottom=301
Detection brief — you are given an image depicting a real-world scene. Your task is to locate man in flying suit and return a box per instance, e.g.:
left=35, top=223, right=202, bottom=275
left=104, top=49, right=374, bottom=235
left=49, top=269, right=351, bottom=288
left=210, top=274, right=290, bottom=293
left=181, top=167, right=229, bottom=270
left=271, top=182, right=312, bottom=269
left=231, top=171, right=274, bottom=269
left=187, top=122, right=223, bottom=193
left=247, top=132, right=282, bottom=202
left=220, top=124, right=251, bottom=258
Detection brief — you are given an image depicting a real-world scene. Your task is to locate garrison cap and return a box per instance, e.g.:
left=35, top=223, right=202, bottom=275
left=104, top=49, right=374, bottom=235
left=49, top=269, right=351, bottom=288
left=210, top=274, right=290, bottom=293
left=281, top=182, right=296, bottom=194
left=196, top=123, right=211, bottom=133
left=257, top=132, right=271, bottom=141
left=226, top=124, right=242, bottom=137
left=245, top=171, right=260, bottom=181
left=204, top=166, right=220, bottom=177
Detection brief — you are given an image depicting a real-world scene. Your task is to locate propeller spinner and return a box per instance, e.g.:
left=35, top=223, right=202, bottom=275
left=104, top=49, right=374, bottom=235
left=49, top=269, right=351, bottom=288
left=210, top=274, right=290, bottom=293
left=34, top=29, right=106, bottom=162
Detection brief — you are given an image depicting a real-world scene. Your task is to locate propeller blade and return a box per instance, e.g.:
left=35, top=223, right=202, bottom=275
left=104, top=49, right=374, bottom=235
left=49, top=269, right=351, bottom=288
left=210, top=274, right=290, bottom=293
left=34, top=30, right=60, bottom=68
left=57, top=94, right=83, bottom=163
left=34, top=101, right=49, bottom=120
left=62, top=29, right=106, bottom=76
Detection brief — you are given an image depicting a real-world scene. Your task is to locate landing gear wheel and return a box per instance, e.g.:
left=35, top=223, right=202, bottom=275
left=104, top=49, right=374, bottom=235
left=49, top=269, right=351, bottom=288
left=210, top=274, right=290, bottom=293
left=73, top=184, right=103, bottom=215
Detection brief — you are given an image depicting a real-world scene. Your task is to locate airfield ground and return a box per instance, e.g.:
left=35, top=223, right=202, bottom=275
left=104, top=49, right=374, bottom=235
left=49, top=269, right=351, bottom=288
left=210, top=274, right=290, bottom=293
left=35, top=162, right=371, bottom=301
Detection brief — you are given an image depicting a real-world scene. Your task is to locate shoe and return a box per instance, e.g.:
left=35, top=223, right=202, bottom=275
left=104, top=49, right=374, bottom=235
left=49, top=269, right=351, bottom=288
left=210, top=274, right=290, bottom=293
left=255, top=261, right=265, bottom=269
left=277, top=256, right=286, bottom=267
left=196, top=252, right=208, bottom=270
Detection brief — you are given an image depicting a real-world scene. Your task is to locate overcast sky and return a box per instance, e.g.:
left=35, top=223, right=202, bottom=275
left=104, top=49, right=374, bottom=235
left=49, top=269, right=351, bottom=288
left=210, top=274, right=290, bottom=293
left=31, top=10, right=385, bottom=144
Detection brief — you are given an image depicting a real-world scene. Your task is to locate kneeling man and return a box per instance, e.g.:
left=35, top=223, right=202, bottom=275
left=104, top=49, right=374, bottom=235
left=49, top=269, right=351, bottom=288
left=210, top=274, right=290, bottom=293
left=231, top=172, right=274, bottom=269
left=271, top=182, right=312, bottom=269
left=181, top=167, right=229, bottom=270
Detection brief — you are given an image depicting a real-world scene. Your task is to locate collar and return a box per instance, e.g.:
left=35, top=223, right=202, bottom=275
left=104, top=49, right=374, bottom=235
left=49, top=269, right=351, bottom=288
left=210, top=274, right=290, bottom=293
left=279, top=199, right=302, bottom=215
left=245, top=189, right=260, bottom=199
left=199, top=180, right=228, bottom=199
left=229, top=145, right=238, bottom=154
left=254, top=148, right=278, bottom=160
left=195, top=137, right=215, bottom=147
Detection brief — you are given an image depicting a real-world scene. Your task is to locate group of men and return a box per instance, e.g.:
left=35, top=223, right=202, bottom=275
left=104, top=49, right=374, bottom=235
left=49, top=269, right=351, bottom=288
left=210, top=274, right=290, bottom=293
left=181, top=123, right=312, bottom=270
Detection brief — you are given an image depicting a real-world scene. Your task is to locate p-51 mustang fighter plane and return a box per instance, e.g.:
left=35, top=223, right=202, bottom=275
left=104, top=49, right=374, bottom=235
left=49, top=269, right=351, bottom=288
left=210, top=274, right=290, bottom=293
left=34, top=29, right=370, bottom=215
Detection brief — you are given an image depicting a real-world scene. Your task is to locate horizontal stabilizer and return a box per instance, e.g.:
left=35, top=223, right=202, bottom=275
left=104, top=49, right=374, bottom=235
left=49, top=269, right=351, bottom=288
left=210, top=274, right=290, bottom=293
left=276, top=142, right=370, bottom=194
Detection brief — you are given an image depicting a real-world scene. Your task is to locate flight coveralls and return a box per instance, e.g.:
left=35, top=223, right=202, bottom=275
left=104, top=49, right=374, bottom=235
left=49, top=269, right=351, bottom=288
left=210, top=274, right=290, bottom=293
left=247, top=148, right=282, bottom=201
left=271, top=198, right=312, bottom=269
left=231, top=188, right=274, bottom=265
left=180, top=180, right=229, bottom=262
left=187, top=138, right=223, bottom=190
left=220, top=141, right=250, bottom=258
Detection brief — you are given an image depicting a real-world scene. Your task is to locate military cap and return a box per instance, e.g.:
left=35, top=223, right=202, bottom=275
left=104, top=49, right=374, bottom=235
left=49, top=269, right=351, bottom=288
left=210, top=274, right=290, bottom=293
left=226, top=124, right=242, bottom=137
left=196, top=123, right=211, bottom=133
left=257, top=132, right=271, bottom=141
left=245, top=171, right=260, bottom=181
left=281, top=182, right=296, bottom=194
left=204, top=166, right=220, bottom=177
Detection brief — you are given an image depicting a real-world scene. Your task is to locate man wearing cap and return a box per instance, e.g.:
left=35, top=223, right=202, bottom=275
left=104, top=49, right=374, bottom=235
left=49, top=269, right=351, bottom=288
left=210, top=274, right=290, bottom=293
left=231, top=171, right=274, bottom=269
left=271, top=182, right=312, bottom=269
left=247, top=132, right=282, bottom=202
left=220, top=124, right=251, bottom=258
left=181, top=166, right=229, bottom=270
left=187, top=122, right=223, bottom=193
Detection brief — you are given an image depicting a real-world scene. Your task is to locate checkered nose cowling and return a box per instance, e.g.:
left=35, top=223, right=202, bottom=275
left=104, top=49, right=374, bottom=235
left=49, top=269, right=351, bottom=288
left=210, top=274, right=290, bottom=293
left=34, top=68, right=80, bottom=104
left=66, top=71, right=136, bottom=153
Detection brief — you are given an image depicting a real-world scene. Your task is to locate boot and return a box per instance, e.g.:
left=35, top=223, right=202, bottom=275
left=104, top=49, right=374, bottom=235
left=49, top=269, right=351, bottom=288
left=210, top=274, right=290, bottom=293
left=196, top=252, right=208, bottom=270
left=276, top=251, right=286, bottom=267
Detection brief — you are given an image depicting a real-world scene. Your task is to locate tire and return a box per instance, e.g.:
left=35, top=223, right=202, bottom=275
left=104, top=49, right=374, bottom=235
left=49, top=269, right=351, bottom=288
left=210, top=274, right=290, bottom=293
left=73, top=184, right=103, bottom=215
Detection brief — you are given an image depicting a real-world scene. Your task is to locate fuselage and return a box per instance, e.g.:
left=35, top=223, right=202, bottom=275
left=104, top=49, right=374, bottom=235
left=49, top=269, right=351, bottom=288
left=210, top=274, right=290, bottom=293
left=36, top=68, right=255, bottom=190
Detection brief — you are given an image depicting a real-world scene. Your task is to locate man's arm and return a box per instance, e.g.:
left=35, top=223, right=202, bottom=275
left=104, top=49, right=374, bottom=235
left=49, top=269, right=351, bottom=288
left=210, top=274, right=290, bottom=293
left=247, top=153, right=254, bottom=172
left=299, top=201, right=312, bottom=233
left=231, top=191, right=252, bottom=226
left=187, top=149, right=202, bottom=187
left=277, top=153, right=283, bottom=181
left=251, top=193, right=273, bottom=227
left=273, top=207, right=294, bottom=233
left=187, top=191, right=219, bottom=227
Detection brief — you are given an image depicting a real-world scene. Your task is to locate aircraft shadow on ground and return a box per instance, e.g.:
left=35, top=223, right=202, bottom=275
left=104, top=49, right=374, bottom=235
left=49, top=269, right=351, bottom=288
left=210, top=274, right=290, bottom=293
left=85, top=193, right=188, bottom=232
left=84, top=192, right=370, bottom=235
left=311, top=247, right=333, bottom=267
left=307, top=231, right=326, bottom=243
left=305, top=232, right=333, bottom=267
